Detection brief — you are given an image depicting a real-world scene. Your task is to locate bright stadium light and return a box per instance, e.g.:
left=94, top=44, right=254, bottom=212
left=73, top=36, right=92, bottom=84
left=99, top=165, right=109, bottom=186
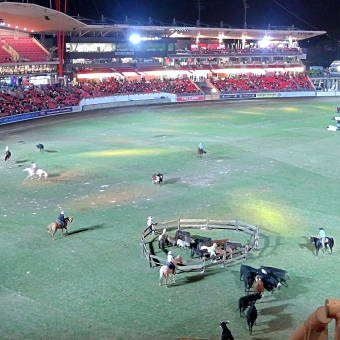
left=129, top=34, right=141, bottom=44
left=258, top=35, right=270, bottom=48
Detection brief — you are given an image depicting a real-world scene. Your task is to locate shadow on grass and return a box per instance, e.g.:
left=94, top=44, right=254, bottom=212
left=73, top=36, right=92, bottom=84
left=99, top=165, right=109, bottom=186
left=163, top=177, right=181, bottom=185
left=16, top=160, right=30, bottom=165
left=298, top=236, right=314, bottom=255
left=67, top=223, right=107, bottom=235
left=44, top=150, right=58, bottom=153
left=153, top=135, right=173, bottom=138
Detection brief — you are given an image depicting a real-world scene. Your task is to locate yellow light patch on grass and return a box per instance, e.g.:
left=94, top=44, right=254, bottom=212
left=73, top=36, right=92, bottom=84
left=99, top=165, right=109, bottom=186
left=240, top=198, right=306, bottom=236
left=277, top=107, right=302, bottom=113
left=237, top=110, right=264, bottom=115
left=80, top=148, right=173, bottom=157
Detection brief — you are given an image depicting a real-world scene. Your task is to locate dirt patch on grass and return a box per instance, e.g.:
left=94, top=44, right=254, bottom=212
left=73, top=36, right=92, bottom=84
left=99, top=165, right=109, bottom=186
left=69, top=184, right=156, bottom=211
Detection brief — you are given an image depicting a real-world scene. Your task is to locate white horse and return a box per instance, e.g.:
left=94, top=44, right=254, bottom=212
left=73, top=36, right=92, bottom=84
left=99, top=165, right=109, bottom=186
left=23, top=167, right=48, bottom=180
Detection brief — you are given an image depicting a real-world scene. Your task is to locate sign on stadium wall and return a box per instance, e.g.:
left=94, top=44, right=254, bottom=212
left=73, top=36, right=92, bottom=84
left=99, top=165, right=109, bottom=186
left=0, top=107, right=72, bottom=125
left=255, top=93, right=279, bottom=98
left=220, top=93, right=256, bottom=99
left=176, top=95, right=205, bottom=102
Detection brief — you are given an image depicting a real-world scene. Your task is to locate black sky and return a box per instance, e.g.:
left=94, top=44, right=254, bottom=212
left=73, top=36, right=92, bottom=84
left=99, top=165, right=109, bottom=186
left=35, top=0, right=340, bottom=32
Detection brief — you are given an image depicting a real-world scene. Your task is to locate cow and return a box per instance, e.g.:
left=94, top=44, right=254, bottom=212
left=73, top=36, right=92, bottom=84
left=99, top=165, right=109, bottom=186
left=166, top=235, right=178, bottom=247
left=240, top=264, right=258, bottom=293
left=237, top=293, right=262, bottom=317
left=220, top=321, right=234, bottom=340
left=246, top=302, right=258, bottom=335
left=190, top=247, right=208, bottom=259
left=152, top=173, right=163, bottom=185
left=259, top=273, right=282, bottom=293
left=175, top=230, right=195, bottom=244
left=36, top=143, right=44, bottom=152
left=177, top=239, right=190, bottom=249
left=196, top=239, right=213, bottom=250
left=260, top=266, right=289, bottom=287
left=253, top=276, right=264, bottom=296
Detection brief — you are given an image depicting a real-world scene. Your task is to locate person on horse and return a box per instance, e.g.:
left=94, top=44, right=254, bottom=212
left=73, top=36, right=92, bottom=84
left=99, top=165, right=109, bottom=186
left=317, top=227, right=326, bottom=248
left=31, top=162, right=37, bottom=175
left=4, top=145, right=11, bottom=161
left=198, top=143, right=204, bottom=152
left=57, top=211, right=66, bottom=231
left=147, top=216, right=155, bottom=235
left=166, top=251, right=176, bottom=275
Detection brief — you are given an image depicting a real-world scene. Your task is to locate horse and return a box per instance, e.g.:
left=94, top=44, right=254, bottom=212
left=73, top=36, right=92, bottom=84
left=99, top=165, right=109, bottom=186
left=23, top=167, right=48, bottom=180
left=4, top=150, right=11, bottom=162
left=47, top=217, right=74, bottom=238
left=159, top=255, right=183, bottom=287
left=310, top=236, right=334, bottom=258
left=197, top=147, right=207, bottom=158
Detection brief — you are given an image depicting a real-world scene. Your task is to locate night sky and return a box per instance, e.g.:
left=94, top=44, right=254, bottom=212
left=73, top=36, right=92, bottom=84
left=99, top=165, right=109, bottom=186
left=35, top=0, right=340, bottom=32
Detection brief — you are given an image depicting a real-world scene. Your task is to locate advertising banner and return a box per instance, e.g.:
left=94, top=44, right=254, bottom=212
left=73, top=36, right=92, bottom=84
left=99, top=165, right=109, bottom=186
left=255, top=93, right=279, bottom=98
left=220, top=93, right=256, bottom=99
left=0, top=107, right=72, bottom=125
left=176, top=95, right=205, bottom=102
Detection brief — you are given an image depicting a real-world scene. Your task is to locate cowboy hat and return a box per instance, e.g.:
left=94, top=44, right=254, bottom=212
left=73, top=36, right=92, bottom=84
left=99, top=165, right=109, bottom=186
left=148, top=216, right=153, bottom=219
left=61, top=211, right=64, bottom=214
left=168, top=251, right=172, bottom=255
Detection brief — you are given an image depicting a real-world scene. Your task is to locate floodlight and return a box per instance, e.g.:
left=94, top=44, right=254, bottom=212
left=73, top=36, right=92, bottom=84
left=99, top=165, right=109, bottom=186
left=258, top=36, right=270, bottom=48
left=129, top=34, right=141, bottom=44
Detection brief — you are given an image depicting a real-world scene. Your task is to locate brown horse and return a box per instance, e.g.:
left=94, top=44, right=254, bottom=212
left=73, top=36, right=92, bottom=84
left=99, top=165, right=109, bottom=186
left=159, top=255, right=183, bottom=287
left=47, top=217, right=74, bottom=238
left=197, top=147, right=207, bottom=158
left=4, top=151, right=11, bottom=161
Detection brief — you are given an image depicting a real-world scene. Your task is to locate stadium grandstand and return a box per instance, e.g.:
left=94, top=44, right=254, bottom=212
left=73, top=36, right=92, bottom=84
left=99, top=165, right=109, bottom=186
left=0, top=1, right=339, bottom=120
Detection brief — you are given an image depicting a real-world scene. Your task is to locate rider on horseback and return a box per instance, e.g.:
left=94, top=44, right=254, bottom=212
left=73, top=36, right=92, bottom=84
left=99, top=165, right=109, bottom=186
left=5, top=146, right=11, bottom=161
left=166, top=251, right=176, bottom=275
left=317, top=227, right=326, bottom=248
left=57, top=211, right=66, bottom=231
left=31, top=162, right=37, bottom=175
left=198, top=143, right=204, bottom=151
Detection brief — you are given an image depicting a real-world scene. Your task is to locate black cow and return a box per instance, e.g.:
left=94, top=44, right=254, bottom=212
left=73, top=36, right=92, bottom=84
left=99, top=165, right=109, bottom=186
left=260, top=266, right=289, bottom=287
left=246, top=302, right=257, bottom=335
left=36, top=144, right=44, bottom=152
left=240, top=264, right=258, bottom=293
left=258, top=273, right=282, bottom=293
left=190, top=247, right=209, bottom=259
left=175, top=230, right=195, bottom=244
left=220, top=321, right=234, bottom=340
left=196, top=239, right=213, bottom=250
left=238, top=293, right=262, bottom=317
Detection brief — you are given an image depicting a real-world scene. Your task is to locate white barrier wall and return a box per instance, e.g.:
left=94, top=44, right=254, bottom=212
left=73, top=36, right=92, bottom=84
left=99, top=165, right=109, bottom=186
left=79, top=92, right=177, bottom=110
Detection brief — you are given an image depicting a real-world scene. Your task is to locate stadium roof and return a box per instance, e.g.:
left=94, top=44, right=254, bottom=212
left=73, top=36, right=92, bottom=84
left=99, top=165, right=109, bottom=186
left=0, top=2, right=326, bottom=41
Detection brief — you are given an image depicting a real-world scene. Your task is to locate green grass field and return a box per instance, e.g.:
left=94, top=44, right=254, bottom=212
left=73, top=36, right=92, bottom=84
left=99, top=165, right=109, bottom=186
left=1, top=97, right=340, bottom=340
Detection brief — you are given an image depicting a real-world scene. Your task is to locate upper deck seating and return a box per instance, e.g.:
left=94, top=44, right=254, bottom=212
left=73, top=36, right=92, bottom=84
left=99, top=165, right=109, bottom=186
left=3, top=37, right=49, bottom=62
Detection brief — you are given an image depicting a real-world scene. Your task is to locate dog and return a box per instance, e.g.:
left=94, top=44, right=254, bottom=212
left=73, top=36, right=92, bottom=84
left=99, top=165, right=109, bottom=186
left=36, top=144, right=44, bottom=152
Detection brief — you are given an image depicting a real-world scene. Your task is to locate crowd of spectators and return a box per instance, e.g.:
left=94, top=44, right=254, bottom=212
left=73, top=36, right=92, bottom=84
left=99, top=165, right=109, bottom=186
left=177, top=47, right=301, bottom=55
left=210, top=73, right=314, bottom=93
left=0, top=73, right=314, bottom=117
left=0, top=77, right=202, bottom=116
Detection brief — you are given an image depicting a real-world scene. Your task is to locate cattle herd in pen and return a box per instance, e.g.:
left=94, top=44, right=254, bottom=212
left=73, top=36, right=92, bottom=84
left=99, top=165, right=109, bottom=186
left=158, top=228, right=289, bottom=337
